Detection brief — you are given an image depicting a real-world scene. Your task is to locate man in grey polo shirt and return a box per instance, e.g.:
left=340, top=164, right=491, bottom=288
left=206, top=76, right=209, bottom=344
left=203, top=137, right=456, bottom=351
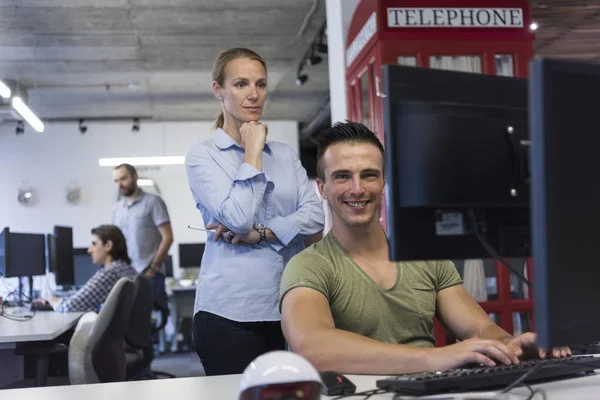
left=111, top=164, right=174, bottom=282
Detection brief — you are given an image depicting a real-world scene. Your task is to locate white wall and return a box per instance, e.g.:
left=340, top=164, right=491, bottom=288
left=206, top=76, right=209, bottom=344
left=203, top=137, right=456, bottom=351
left=0, top=120, right=299, bottom=283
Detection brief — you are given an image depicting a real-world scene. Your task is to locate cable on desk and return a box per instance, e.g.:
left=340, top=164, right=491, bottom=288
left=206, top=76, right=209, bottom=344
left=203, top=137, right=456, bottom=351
left=0, top=289, right=36, bottom=321
left=468, top=208, right=532, bottom=287
left=332, top=389, right=387, bottom=399
left=500, top=359, right=595, bottom=399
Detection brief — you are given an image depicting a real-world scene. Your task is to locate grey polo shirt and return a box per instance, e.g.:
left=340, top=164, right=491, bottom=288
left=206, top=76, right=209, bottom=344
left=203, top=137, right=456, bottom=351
left=111, top=190, right=170, bottom=273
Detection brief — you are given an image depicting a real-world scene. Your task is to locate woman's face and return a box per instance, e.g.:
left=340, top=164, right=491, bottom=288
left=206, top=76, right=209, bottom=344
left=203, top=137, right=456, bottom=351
left=213, top=58, right=267, bottom=125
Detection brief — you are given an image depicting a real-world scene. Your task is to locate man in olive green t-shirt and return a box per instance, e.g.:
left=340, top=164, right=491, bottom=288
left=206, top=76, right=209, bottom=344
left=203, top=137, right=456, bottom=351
left=280, top=121, right=571, bottom=376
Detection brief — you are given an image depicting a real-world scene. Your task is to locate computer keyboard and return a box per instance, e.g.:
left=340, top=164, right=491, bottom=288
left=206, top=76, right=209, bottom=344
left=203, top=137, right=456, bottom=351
left=376, top=355, right=600, bottom=395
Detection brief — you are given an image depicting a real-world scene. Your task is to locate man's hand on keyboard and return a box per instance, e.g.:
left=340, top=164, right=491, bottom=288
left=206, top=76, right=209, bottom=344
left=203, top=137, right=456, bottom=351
left=425, top=338, right=521, bottom=372
left=506, top=332, right=572, bottom=360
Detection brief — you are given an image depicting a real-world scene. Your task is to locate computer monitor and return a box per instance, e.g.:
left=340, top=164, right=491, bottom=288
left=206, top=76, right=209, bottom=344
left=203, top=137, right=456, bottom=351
left=73, top=248, right=100, bottom=287
left=12, top=233, right=47, bottom=278
left=0, top=228, right=46, bottom=278
left=46, top=233, right=57, bottom=272
left=179, top=243, right=205, bottom=268
left=53, top=226, right=75, bottom=287
left=381, top=64, right=530, bottom=262
left=0, top=227, right=8, bottom=277
left=530, top=58, right=600, bottom=350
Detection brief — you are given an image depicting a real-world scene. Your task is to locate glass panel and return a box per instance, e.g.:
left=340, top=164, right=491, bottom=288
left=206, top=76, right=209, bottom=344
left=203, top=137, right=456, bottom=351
left=360, top=71, right=371, bottom=129
left=509, top=258, right=530, bottom=299
left=452, top=258, right=498, bottom=302
left=398, top=56, right=417, bottom=66
left=488, top=313, right=500, bottom=325
left=429, top=55, right=482, bottom=73
left=513, top=312, right=532, bottom=337
left=495, top=54, right=514, bottom=77
left=350, top=83, right=360, bottom=121
left=370, top=63, right=379, bottom=134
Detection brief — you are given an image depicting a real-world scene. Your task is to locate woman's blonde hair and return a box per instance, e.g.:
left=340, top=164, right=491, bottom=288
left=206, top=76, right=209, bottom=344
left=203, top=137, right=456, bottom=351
left=212, top=48, right=267, bottom=131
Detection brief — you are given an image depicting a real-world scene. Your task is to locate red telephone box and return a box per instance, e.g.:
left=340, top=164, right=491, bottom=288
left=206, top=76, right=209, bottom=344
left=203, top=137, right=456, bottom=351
left=345, top=0, right=535, bottom=344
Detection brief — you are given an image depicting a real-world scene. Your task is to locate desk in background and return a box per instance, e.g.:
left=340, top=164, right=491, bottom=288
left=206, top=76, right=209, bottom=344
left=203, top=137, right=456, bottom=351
left=0, top=311, right=83, bottom=388
left=2, top=370, right=600, bottom=398
left=168, top=283, right=196, bottom=353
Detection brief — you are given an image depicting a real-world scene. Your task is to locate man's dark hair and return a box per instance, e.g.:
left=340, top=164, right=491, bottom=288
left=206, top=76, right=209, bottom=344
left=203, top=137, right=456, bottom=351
left=316, top=121, right=384, bottom=181
left=91, top=225, right=131, bottom=265
left=114, top=163, right=137, bottom=177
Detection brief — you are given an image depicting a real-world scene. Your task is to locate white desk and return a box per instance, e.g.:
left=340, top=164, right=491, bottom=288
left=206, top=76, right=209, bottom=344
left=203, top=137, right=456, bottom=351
left=1, top=372, right=600, bottom=399
left=0, top=312, right=83, bottom=346
left=0, top=311, right=83, bottom=388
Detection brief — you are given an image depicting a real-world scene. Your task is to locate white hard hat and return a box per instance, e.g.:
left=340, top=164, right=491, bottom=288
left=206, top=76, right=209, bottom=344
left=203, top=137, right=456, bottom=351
left=239, top=351, right=323, bottom=400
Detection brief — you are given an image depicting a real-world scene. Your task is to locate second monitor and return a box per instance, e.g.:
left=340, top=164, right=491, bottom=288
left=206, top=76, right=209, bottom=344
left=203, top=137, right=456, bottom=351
left=381, top=65, right=530, bottom=262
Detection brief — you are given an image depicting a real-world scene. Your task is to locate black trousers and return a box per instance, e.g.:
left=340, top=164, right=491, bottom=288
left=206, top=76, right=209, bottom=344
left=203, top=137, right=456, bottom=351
left=193, top=311, right=286, bottom=376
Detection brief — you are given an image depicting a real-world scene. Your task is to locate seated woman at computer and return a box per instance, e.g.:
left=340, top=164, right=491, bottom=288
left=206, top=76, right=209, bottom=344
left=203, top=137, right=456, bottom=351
left=279, top=122, right=571, bottom=375
left=37, top=225, right=137, bottom=312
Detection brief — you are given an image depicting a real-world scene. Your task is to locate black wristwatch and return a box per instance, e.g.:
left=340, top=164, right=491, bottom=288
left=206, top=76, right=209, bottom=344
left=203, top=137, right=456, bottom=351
left=255, top=223, right=266, bottom=244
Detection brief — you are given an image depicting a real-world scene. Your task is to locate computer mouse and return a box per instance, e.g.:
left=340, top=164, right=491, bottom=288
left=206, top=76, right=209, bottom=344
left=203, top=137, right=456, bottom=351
left=319, top=370, right=356, bottom=396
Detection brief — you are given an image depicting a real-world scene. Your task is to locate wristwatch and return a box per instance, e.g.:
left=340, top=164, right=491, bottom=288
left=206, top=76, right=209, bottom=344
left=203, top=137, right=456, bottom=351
left=255, top=223, right=266, bottom=244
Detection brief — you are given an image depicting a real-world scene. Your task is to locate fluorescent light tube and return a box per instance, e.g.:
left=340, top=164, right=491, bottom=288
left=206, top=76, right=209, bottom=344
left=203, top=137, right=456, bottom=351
left=0, top=81, right=11, bottom=99
left=137, top=179, right=155, bottom=187
left=12, top=97, right=44, bottom=132
left=98, top=156, right=185, bottom=167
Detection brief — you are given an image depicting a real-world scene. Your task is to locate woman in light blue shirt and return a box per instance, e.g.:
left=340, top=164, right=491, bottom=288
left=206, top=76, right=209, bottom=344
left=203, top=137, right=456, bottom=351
left=185, top=47, right=325, bottom=375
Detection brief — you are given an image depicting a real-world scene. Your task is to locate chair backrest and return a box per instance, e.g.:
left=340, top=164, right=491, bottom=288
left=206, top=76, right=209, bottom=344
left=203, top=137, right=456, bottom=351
left=68, top=312, right=99, bottom=385
left=125, top=275, right=154, bottom=348
left=68, top=277, right=134, bottom=384
left=91, top=277, right=134, bottom=382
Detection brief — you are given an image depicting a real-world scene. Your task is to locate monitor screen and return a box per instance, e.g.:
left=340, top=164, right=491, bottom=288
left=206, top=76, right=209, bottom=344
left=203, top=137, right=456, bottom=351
left=381, top=65, right=530, bottom=261
left=53, top=226, right=74, bottom=286
left=530, top=58, right=600, bottom=349
left=179, top=243, right=205, bottom=268
left=46, top=234, right=57, bottom=273
left=9, top=232, right=46, bottom=278
left=0, top=227, right=7, bottom=277
left=73, top=248, right=100, bottom=287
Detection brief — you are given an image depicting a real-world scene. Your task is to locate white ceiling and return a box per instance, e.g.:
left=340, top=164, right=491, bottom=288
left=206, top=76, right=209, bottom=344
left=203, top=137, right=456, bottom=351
left=0, top=0, right=329, bottom=124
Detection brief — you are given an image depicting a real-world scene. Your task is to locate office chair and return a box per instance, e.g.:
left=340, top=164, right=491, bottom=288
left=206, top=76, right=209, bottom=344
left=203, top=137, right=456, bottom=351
left=69, top=277, right=135, bottom=384
left=125, top=275, right=175, bottom=380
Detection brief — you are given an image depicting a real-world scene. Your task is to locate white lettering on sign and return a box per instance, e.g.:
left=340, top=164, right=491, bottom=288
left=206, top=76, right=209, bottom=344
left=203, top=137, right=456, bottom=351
left=387, top=8, right=523, bottom=28
left=346, top=12, right=377, bottom=68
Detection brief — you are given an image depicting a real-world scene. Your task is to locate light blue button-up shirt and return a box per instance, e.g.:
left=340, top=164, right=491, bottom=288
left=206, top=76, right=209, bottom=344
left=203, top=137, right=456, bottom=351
left=185, top=128, right=325, bottom=322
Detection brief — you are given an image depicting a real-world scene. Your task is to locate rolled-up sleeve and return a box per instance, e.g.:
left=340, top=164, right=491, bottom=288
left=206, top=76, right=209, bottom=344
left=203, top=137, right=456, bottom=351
left=185, top=145, right=269, bottom=234
left=265, top=150, right=325, bottom=251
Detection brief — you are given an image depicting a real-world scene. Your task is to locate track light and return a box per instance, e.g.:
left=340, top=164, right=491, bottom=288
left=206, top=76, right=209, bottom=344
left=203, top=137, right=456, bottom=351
left=132, top=118, right=140, bottom=132
left=306, top=55, right=323, bottom=67
left=315, top=43, right=328, bottom=53
left=296, top=75, right=308, bottom=86
left=78, top=119, right=87, bottom=134
left=15, top=120, right=24, bottom=135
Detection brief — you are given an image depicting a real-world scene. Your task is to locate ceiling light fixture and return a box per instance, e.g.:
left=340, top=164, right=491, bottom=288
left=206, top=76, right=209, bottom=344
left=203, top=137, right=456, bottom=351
left=296, top=75, right=308, bottom=86
left=12, top=97, right=44, bottom=132
left=137, top=178, right=154, bottom=187
left=98, top=156, right=185, bottom=167
left=530, top=22, right=538, bottom=31
left=78, top=119, right=88, bottom=134
left=0, top=80, right=11, bottom=99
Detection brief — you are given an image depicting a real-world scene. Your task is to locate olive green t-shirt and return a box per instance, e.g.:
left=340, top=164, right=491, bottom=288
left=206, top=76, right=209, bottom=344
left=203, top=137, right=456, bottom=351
left=280, top=232, right=463, bottom=348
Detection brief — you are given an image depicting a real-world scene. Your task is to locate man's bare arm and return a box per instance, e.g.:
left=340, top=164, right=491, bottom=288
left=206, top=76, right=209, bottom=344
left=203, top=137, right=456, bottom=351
left=150, top=222, right=174, bottom=271
left=437, top=284, right=513, bottom=344
left=282, top=287, right=432, bottom=375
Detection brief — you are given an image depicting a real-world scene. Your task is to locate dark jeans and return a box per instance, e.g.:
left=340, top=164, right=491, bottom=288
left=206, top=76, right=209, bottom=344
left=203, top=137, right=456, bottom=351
left=193, top=311, right=286, bottom=376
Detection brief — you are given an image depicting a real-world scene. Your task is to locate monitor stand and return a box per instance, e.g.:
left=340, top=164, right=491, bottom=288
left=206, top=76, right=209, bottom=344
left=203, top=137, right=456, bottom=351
left=16, top=276, right=34, bottom=305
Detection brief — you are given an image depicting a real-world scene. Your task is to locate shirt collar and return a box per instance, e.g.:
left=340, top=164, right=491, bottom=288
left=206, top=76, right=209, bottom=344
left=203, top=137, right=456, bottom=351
left=212, top=127, right=271, bottom=153
left=121, top=189, right=145, bottom=207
